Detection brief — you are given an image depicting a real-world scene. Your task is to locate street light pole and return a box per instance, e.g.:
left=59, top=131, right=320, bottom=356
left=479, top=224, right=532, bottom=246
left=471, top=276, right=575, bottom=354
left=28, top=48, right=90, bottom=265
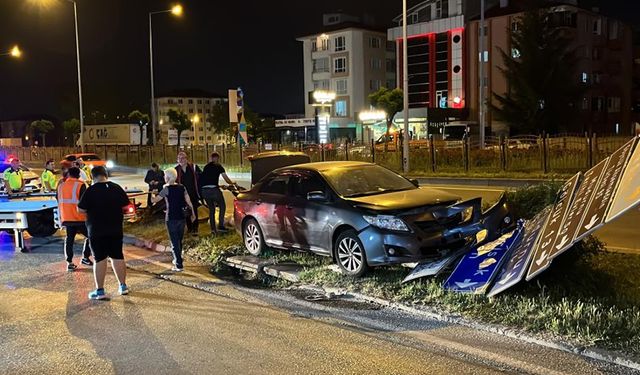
left=402, top=0, right=410, bottom=173
left=478, top=0, right=486, bottom=149
left=149, top=5, right=183, bottom=146
left=70, top=0, right=84, bottom=152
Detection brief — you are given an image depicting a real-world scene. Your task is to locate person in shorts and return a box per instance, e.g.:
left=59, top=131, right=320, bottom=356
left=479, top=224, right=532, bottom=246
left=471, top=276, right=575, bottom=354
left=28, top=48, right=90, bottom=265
left=78, top=166, right=131, bottom=300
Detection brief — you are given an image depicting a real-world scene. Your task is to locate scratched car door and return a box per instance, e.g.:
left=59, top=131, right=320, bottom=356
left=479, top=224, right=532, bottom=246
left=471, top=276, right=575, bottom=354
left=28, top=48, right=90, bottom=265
left=287, top=172, right=331, bottom=255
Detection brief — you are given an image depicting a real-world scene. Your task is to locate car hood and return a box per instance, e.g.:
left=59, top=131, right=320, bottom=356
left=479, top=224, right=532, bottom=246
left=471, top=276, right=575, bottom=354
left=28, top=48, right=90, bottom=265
left=344, top=187, right=460, bottom=211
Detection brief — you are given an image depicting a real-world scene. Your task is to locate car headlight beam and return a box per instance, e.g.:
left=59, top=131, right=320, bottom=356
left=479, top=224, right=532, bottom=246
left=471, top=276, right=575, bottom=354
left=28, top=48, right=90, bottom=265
left=363, top=215, right=409, bottom=232
left=106, top=160, right=114, bottom=169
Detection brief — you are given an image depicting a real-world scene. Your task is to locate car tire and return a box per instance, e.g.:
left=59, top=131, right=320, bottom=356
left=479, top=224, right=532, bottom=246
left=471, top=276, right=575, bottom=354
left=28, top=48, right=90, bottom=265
left=25, top=209, right=57, bottom=238
left=334, top=230, right=369, bottom=277
left=243, top=218, right=266, bottom=256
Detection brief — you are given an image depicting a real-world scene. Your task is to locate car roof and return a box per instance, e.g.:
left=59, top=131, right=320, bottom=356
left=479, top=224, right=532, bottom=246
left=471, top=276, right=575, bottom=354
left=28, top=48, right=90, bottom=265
left=284, top=161, right=373, bottom=172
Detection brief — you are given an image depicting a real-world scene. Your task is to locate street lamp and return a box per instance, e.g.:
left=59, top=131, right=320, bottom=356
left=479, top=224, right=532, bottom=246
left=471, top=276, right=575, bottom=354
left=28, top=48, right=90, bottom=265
left=402, top=0, right=410, bottom=173
left=149, top=3, right=183, bottom=146
left=0, top=45, right=22, bottom=58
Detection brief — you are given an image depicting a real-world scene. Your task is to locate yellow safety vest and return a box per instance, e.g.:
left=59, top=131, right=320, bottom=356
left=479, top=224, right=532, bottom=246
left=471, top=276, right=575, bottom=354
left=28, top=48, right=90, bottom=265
left=3, top=167, right=23, bottom=191
left=41, top=169, right=57, bottom=192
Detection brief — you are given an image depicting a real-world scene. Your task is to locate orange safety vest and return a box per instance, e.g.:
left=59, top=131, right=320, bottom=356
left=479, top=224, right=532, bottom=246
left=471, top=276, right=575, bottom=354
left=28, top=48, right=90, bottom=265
left=57, top=177, right=87, bottom=223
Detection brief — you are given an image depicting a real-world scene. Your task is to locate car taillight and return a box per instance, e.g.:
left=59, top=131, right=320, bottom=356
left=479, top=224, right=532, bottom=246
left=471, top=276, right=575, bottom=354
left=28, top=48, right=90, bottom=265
left=124, top=204, right=135, bottom=214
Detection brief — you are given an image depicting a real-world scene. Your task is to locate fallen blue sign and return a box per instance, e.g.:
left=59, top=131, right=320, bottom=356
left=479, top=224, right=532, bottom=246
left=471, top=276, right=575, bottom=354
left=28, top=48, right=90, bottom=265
left=443, top=223, right=524, bottom=294
left=487, top=207, right=551, bottom=298
left=402, top=246, right=470, bottom=283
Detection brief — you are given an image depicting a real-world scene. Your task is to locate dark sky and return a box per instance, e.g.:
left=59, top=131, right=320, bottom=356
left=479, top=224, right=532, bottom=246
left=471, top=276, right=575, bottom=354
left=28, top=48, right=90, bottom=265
left=0, top=0, right=637, bottom=122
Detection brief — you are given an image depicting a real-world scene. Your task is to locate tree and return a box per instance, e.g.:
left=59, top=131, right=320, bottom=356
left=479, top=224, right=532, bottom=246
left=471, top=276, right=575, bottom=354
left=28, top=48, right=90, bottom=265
left=128, top=110, right=150, bottom=145
left=207, top=102, right=232, bottom=141
left=167, top=109, right=191, bottom=149
left=29, top=119, right=54, bottom=147
left=491, top=5, right=583, bottom=134
left=369, top=87, right=404, bottom=151
left=62, top=118, right=80, bottom=146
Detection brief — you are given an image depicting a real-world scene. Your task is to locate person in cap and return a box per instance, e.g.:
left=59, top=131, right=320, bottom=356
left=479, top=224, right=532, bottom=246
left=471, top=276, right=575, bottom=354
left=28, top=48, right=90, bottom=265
left=2, top=157, right=24, bottom=194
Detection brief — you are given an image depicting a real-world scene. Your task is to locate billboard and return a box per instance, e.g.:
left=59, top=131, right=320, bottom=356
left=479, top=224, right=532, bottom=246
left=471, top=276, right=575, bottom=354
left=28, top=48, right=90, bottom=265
left=83, top=124, right=146, bottom=145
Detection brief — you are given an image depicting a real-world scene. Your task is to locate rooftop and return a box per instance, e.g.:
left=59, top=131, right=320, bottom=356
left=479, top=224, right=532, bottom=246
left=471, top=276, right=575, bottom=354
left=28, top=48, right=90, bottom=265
left=156, top=89, right=227, bottom=99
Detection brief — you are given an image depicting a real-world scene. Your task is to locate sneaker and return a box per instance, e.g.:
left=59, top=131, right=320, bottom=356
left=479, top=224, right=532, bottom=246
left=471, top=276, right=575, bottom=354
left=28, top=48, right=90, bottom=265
left=81, top=258, right=93, bottom=266
left=67, top=263, right=77, bottom=272
left=118, top=284, right=129, bottom=295
left=88, top=288, right=107, bottom=300
left=171, top=266, right=184, bottom=272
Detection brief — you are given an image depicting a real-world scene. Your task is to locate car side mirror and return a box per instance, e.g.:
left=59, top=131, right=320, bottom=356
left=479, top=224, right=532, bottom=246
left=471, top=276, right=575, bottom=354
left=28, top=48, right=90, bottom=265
left=307, top=191, right=327, bottom=202
left=409, top=178, right=420, bottom=187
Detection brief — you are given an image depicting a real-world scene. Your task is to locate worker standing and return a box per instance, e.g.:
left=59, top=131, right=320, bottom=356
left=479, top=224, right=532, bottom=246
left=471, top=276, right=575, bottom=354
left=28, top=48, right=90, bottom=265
left=57, top=167, right=93, bottom=271
left=2, top=157, right=24, bottom=194
left=41, top=159, right=57, bottom=192
left=75, top=158, right=92, bottom=185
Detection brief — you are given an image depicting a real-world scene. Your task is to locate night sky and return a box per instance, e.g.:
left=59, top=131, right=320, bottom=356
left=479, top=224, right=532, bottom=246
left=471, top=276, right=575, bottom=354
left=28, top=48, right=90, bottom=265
left=0, top=0, right=637, bottom=123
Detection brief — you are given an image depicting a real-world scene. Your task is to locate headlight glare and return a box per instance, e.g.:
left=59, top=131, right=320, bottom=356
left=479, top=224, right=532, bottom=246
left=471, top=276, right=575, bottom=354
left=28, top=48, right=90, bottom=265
left=106, top=160, right=114, bottom=169
left=363, top=215, right=409, bottom=232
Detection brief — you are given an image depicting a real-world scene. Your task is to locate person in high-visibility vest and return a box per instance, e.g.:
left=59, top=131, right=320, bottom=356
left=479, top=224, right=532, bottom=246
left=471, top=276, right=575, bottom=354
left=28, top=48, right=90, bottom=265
left=75, top=158, right=92, bottom=185
left=41, top=159, right=57, bottom=192
left=57, top=167, right=93, bottom=271
left=2, top=157, right=24, bottom=194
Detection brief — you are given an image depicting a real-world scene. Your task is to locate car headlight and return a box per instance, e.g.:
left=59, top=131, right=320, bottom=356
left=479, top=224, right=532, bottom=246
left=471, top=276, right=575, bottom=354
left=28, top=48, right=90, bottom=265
left=363, top=215, right=410, bottom=232
left=106, top=160, right=114, bottom=169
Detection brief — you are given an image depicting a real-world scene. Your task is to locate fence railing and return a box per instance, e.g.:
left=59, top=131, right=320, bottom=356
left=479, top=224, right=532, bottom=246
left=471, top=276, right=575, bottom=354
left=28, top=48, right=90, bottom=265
left=0, top=134, right=633, bottom=176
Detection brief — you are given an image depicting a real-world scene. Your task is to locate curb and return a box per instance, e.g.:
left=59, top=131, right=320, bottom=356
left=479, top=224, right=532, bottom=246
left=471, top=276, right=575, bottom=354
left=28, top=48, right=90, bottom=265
left=123, top=234, right=640, bottom=371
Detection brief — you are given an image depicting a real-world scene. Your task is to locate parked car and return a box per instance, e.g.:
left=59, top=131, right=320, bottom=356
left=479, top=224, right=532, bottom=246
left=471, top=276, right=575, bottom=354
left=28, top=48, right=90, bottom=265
left=61, top=153, right=114, bottom=173
left=0, top=158, right=42, bottom=193
left=234, top=161, right=513, bottom=276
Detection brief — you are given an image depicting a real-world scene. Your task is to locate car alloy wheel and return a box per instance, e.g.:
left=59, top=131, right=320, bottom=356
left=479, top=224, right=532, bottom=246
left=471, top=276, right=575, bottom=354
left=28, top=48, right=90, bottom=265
left=335, top=230, right=368, bottom=277
left=243, top=219, right=264, bottom=256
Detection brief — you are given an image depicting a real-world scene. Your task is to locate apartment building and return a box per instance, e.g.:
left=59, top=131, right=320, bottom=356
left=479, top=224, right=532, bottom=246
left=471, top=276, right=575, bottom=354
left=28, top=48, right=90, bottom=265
left=297, top=13, right=396, bottom=143
left=467, top=0, right=634, bottom=135
left=154, top=89, right=228, bottom=145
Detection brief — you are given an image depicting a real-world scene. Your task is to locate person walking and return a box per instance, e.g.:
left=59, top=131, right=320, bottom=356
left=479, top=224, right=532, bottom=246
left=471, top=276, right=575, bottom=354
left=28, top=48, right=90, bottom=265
left=2, top=157, right=24, bottom=194
left=78, top=166, right=131, bottom=300
left=57, top=167, right=93, bottom=271
left=200, top=152, right=236, bottom=234
left=175, top=151, right=201, bottom=235
left=41, top=159, right=57, bottom=193
left=152, top=168, right=195, bottom=272
left=144, top=162, right=164, bottom=207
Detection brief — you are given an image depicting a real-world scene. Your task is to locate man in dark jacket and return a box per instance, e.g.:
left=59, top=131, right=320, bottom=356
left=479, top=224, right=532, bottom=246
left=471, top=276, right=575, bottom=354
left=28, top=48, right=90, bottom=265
left=175, top=151, right=201, bottom=234
left=200, top=152, right=236, bottom=234
left=144, top=162, right=164, bottom=207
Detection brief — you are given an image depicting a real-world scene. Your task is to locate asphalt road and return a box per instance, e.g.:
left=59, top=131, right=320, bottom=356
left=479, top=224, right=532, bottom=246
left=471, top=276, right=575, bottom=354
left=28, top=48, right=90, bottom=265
left=0, top=234, right=632, bottom=375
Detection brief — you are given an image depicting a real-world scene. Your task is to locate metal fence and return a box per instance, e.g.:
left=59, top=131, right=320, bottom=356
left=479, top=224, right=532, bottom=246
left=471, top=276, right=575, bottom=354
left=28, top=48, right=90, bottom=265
left=0, top=134, right=633, bottom=175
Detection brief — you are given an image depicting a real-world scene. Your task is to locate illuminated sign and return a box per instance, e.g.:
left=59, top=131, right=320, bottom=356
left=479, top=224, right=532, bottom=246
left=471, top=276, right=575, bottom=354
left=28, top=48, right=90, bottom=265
left=318, top=114, right=329, bottom=144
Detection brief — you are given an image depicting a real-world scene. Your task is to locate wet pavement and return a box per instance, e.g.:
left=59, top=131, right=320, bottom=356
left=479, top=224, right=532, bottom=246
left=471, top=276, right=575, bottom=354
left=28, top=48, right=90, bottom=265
left=0, top=233, right=633, bottom=374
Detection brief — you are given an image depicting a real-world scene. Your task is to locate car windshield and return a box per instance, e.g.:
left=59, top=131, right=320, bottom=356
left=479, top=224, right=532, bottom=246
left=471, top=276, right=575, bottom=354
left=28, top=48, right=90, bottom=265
left=321, top=165, right=416, bottom=197
left=81, top=154, right=101, bottom=161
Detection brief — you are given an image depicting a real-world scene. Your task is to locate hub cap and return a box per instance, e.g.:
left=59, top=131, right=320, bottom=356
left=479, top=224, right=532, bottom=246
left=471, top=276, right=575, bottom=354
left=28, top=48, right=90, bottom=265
left=337, top=237, right=363, bottom=273
left=245, top=223, right=260, bottom=253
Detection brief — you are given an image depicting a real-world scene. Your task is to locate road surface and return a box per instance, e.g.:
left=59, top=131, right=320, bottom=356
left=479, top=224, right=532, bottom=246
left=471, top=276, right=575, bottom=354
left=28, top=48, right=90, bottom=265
left=0, top=234, right=631, bottom=374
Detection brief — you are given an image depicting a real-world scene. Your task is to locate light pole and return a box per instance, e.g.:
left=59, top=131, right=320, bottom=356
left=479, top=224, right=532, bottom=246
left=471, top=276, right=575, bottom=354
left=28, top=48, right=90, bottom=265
left=69, top=0, right=85, bottom=152
left=149, top=4, right=183, bottom=146
left=402, top=0, right=410, bottom=173
left=479, top=0, right=486, bottom=149
left=0, top=45, right=22, bottom=58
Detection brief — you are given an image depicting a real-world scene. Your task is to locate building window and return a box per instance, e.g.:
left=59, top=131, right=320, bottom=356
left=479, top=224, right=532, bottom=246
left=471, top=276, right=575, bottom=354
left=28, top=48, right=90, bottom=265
left=511, top=48, right=521, bottom=59
left=386, top=58, right=396, bottom=73
left=336, top=79, right=347, bottom=95
left=435, top=0, right=448, bottom=18
left=313, top=58, right=329, bottom=73
left=334, top=57, right=347, bottom=73
left=168, top=99, right=175, bottom=104
left=386, top=79, right=395, bottom=89
left=368, top=36, right=381, bottom=48
left=591, top=97, right=605, bottom=112
left=205, top=100, right=210, bottom=104
left=197, top=99, right=202, bottom=104
left=369, top=80, right=382, bottom=91
left=581, top=72, right=589, bottom=83
left=592, top=72, right=602, bottom=84
left=335, top=100, right=348, bottom=117
left=608, top=97, right=621, bottom=113
left=592, top=48, right=600, bottom=60
left=511, top=20, right=519, bottom=32
left=581, top=97, right=589, bottom=110
left=311, top=40, right=317, bottom=52
left=189, top=108, right=194, bottom=113
left=593, top=18, right=602, bottom=35
left=313, top=80, right=330, bottom=90
left=370, top=58, right=382, bottom=70
left=609, top=20, right=619, bottom=40
left=188, top=99, right=193, bottom=104
left=321, top=38, right=329, bottom=51
left=178, top=99, right=183, bottom=104
left=334, top=36, right=346, bottom=52
left=206, top=109, right=211, bottom=113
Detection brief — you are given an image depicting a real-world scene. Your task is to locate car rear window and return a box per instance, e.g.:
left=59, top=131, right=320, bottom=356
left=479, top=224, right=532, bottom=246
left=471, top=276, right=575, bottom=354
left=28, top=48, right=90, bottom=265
left=260, top=175, right=290, bottom=195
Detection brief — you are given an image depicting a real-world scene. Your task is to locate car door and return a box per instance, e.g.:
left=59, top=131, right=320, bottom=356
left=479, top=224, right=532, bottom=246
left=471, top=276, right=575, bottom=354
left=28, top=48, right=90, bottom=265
left=256, top=172, right=291, bottom=248
left=286, top=171, right=332, bottom=255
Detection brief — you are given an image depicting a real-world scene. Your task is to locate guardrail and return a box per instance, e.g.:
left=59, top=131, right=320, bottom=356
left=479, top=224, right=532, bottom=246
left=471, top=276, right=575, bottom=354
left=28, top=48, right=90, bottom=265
left=0, top=134, right=633, bottom=175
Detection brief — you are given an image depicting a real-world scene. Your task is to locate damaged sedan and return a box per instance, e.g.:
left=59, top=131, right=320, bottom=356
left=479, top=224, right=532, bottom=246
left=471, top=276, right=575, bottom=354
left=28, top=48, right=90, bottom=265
left=234, top=161, right=513, bottom=276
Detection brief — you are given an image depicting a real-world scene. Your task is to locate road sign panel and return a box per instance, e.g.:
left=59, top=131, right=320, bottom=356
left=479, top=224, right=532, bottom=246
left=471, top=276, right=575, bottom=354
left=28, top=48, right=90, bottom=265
left=575, top=137, right=636, bottom=241
left=553, top=158, right=609, bottom=254
left=606, top=137, right=640, bottom=223
left=487, top=207, right=551, bottom=297
left=526, top=173, right=581, bottom=281
left=402, top=246, right=469, bottom=283
left=443, top=227, right=523, bottom=294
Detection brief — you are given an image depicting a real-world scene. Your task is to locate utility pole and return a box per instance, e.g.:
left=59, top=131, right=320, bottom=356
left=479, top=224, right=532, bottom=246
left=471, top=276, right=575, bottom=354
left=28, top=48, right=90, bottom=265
left=402, top=0, right=410, bottom=173
left=478, top=0, right=486, bottom=149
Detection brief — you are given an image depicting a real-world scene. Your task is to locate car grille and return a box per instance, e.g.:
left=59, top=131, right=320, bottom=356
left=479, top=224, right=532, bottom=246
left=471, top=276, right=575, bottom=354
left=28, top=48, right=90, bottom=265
left=412, top=212, right=463, bottom=233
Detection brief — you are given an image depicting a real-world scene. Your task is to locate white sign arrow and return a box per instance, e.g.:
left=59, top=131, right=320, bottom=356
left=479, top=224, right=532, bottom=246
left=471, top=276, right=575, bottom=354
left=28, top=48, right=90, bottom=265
left=555, top=235, right=570, bottom=250
left=498, top=271, right=517, bottom=285
left=535, top=250, right=548, bottom=266
left=455, top=279, right=478, bottom=289
left=584, top=214, right=599, bottom=230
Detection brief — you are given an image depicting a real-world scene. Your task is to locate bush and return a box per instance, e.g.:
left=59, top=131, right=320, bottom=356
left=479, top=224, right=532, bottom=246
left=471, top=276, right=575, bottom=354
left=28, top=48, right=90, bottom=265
left=505, top=182, right=562, bottom=219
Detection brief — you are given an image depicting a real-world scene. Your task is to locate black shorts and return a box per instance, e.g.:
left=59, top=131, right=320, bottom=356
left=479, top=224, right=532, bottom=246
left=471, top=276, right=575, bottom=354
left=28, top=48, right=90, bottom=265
left=89, top=235, right=124, bottom=262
